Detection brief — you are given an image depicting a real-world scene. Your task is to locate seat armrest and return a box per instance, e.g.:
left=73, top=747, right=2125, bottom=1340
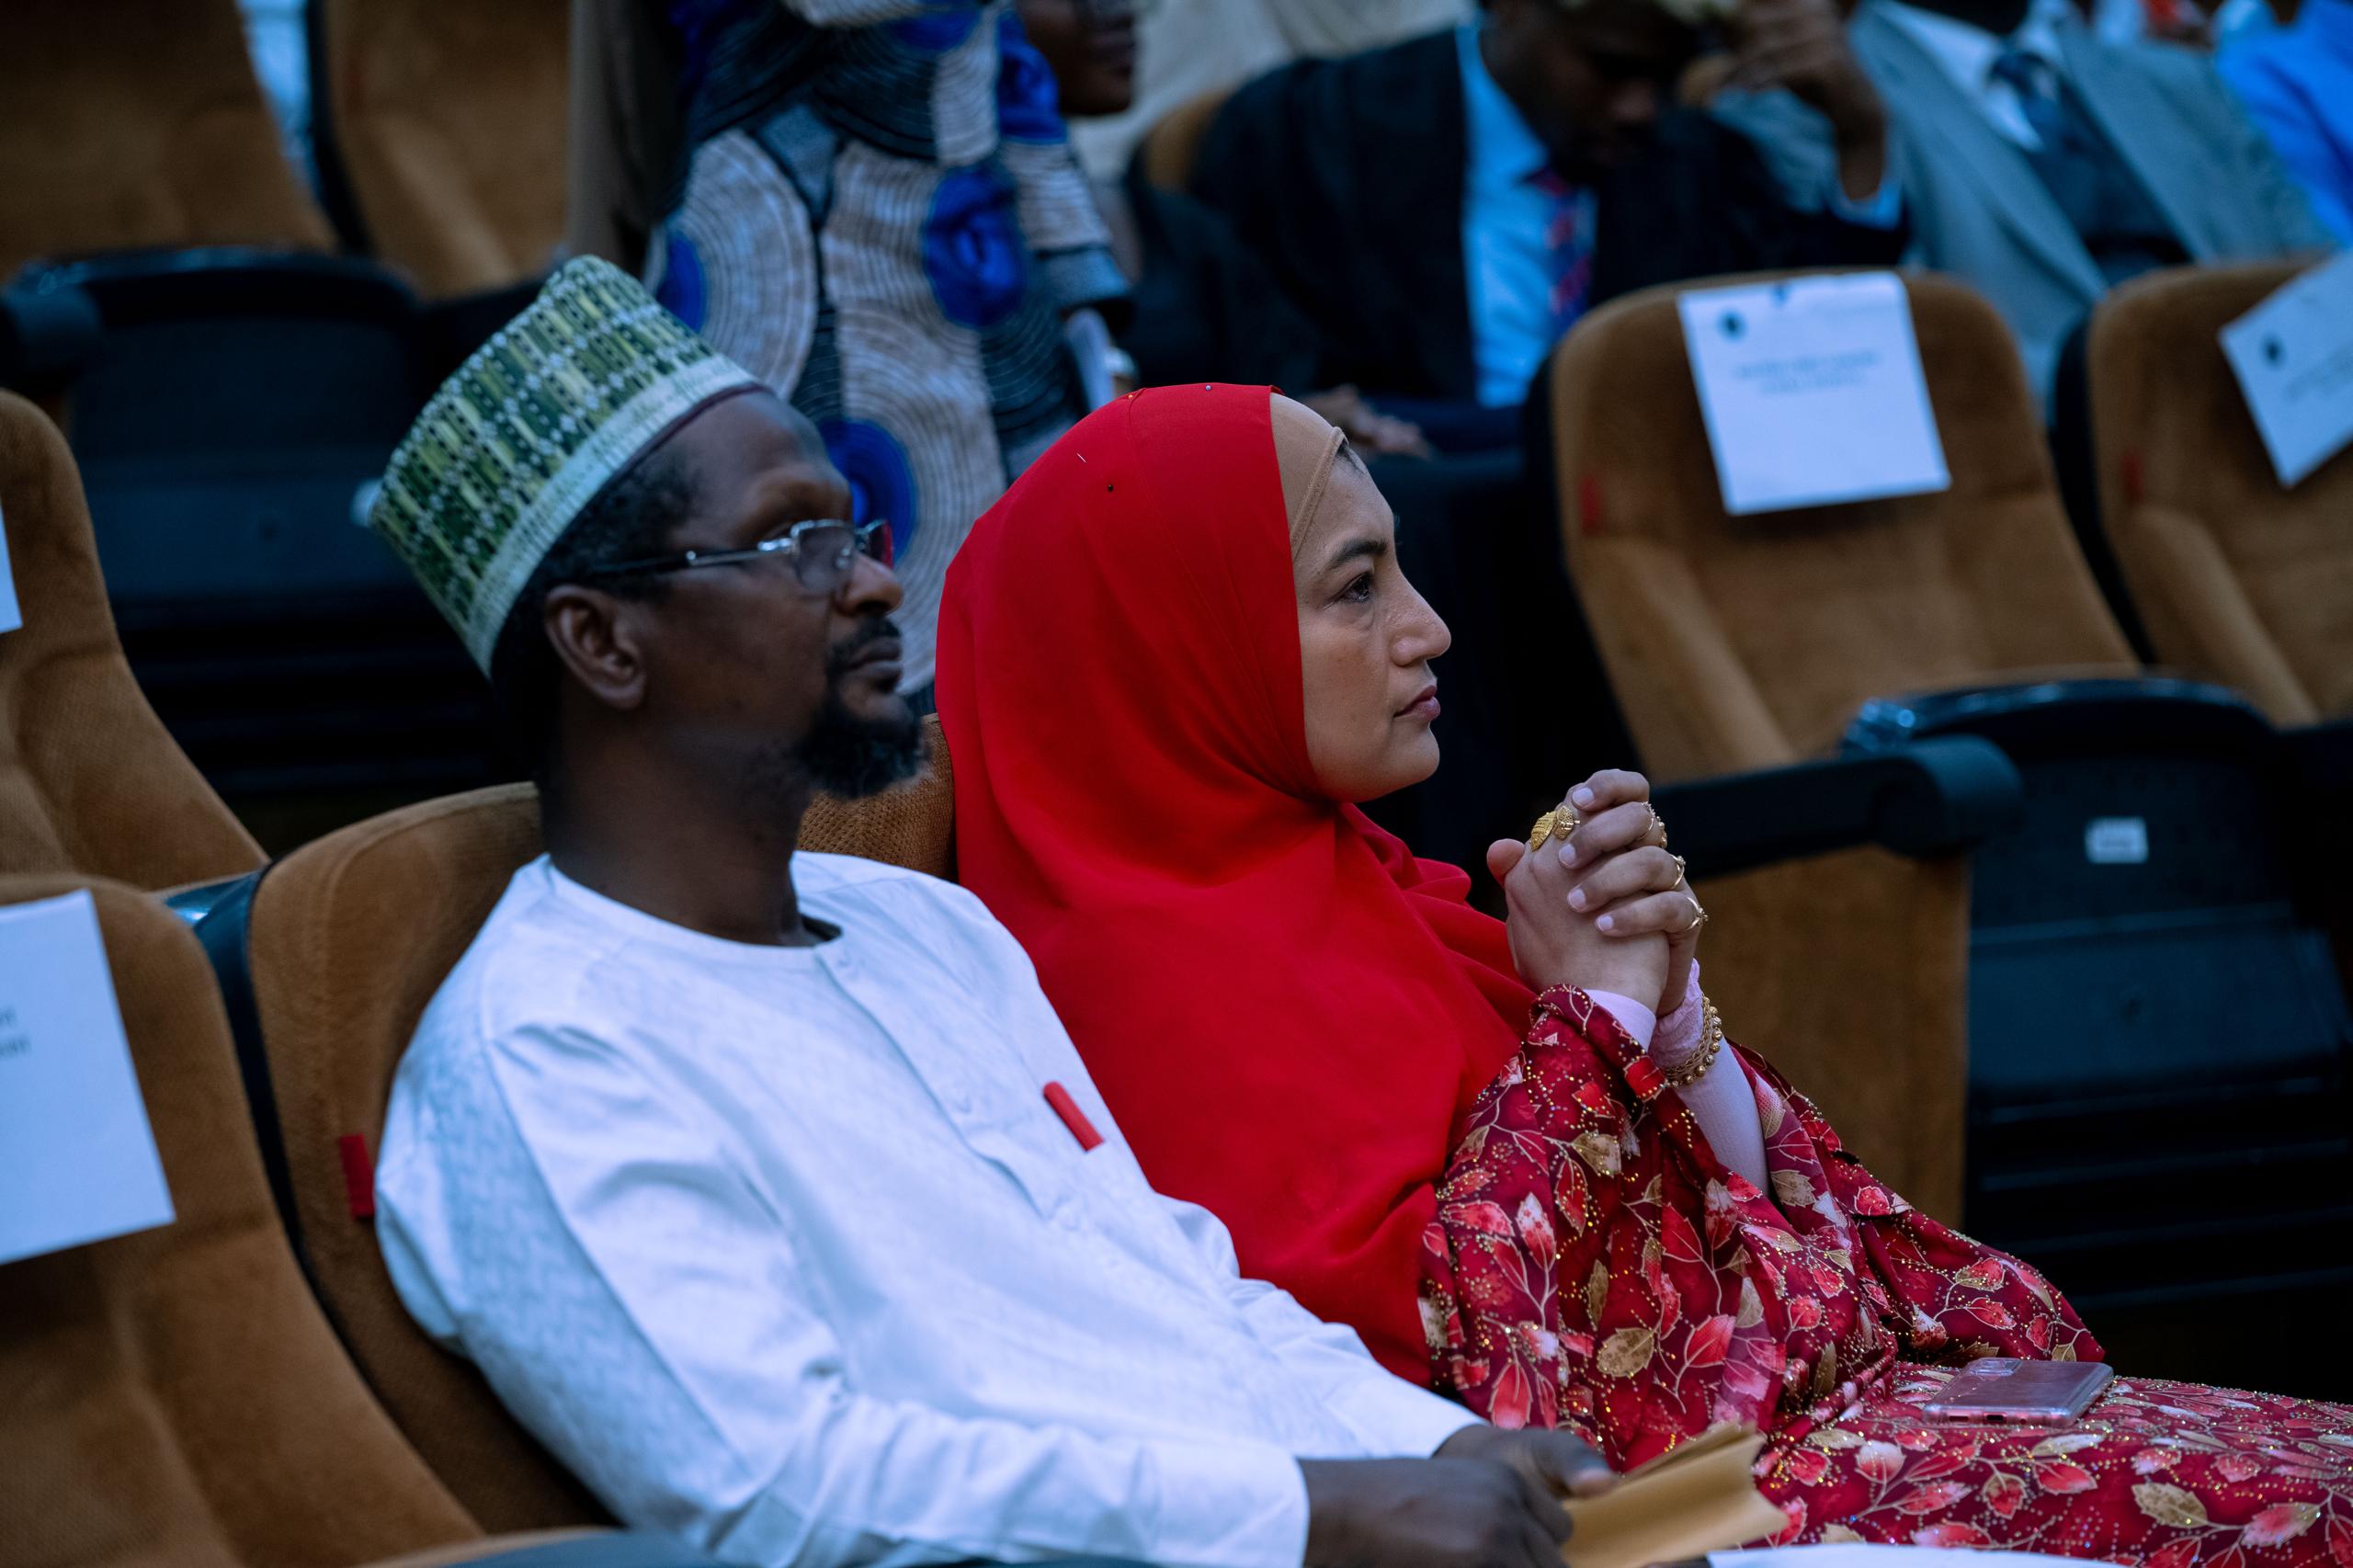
left=1655, top=736, right=2023, bottom=880
left=13, top=246, right=417, bottom=327
left=2284, top=718, right=2353, bottom=864
left=2285, top=718, right=2353, bottom=797
left=0, top=281, right=103, bottom=392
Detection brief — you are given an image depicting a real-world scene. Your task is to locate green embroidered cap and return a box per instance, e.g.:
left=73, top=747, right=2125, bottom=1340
left=369, top=256, right=763, bottom=670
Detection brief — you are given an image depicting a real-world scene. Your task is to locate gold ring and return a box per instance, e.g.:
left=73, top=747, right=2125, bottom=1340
left=1670, top=853, right=1688, bottom=890
left=1645, top=804, right=1668, bottom=847
left=1528, top=804, right=1581, bottom=856
left=1684, top=894, right=1708, bottom=932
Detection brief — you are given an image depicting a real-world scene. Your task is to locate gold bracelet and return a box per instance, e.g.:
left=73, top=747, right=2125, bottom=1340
left=1654, top=994, right=1723, bottom=1091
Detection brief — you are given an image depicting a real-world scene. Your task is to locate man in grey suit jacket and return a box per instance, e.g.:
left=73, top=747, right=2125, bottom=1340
left=1826, top=0, right=2332, bottom=412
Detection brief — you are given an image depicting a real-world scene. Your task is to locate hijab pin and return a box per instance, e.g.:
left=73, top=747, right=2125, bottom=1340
left=1076, top=451, right=1087, bottom=463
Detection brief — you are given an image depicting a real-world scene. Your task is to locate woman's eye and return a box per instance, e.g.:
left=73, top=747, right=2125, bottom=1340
left=1339, top=572, right=1376, bottom=605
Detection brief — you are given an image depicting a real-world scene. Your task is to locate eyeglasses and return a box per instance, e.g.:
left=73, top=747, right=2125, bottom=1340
left=585, top=518, right=894, bottom=596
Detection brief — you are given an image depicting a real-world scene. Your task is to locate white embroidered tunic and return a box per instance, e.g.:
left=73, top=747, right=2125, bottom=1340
left=378, top=855, right=1473, bottom=1568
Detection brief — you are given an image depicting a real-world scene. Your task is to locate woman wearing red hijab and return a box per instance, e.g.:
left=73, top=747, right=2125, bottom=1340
left=938, top=385, right=2353, bottom=1562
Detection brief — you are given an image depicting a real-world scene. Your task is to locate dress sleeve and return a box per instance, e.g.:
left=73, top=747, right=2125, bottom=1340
left=1755, top=1063, right=2103, bottom=1368
left=376, top=1022, right=1314, bottom=1568
left=1419, top=989, right=1644, bottom=1450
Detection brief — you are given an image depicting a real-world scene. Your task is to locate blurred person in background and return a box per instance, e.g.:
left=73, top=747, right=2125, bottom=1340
left=567, top=0, right=1129, bottom=708
left=1017, top=0, right=1142, bottom=118
left=1173, top=0, right=1905, bottom=441
left=1840, top=0, right=2334, bottom=411
left=1016, top=0, right=1436, bottom=453
left=2220, top=0, right=2353, bottom=243
left=1065, top=0, right=1477, bottom=178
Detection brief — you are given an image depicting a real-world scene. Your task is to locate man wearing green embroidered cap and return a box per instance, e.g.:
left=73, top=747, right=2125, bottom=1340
left=367, top=257, right=1620, bottom=1568
left=369, top=254, right=923, bottom=848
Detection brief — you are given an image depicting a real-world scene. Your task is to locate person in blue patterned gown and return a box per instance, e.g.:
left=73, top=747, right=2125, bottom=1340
left=568, top=0, right=1128, bottom=704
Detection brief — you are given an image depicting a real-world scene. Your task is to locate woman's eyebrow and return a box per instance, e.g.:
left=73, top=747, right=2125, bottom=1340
left=1323, top=534, right=1389, bottom=573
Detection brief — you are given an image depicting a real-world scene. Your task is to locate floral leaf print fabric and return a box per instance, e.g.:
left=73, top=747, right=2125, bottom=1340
left=1421, top=985, right=2353, bottom=1564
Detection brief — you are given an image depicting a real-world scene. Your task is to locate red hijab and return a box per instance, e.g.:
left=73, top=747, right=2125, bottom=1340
left=938, top=384, right=1530, bottom=1379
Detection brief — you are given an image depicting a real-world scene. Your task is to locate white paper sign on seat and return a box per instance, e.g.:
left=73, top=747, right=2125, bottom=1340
left=2220, top=250, right=2353, bottom=490
left=1678, top=273, right=1951, bottom=517
left=0, top=890, right=174, bottom=1266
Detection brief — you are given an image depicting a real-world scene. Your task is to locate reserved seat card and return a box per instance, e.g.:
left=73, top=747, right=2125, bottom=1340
left=2221, top=251, right=2353, bottom=489
left=0, top=891, right=173, bottom=1266
left=1678, top=273, right=1951, bottom=517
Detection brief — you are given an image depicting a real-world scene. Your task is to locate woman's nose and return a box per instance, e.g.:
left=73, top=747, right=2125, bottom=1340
left=1396, top=593, right=1451, bottom=664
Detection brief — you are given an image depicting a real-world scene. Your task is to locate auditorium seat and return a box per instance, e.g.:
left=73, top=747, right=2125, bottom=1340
left=1543, top=268, right=2353, bottom=1390
left=2089, top=260, right=2353, bottom=725
left=0, top=873, right=714, bottom=1568
left=1547, top=269, right=2138, bottom=783
left=0, top=391, right=262, bottom=887
left=0, top=0, right=332, bottom=285
left=1137, top=88, right=1235, bottom=191
left=175, top=722, right=955, bottom=1531
left=0, top=250, right=510, bottom=846
left=314, top=0, right=572, bottom=299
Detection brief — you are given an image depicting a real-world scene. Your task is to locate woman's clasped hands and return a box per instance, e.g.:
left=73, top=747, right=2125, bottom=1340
left=1484, top=768, right=1705, bottom=1017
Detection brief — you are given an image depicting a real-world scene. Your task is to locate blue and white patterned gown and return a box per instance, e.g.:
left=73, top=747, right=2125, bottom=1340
left=650, top=0, right=1124, bottom=693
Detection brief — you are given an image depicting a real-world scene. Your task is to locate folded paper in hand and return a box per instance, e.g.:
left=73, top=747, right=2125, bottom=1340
left=1562, top=1424, right=1788, bottom=1568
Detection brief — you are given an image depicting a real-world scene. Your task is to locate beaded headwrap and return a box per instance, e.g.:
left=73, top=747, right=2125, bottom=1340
left=368, top=256, right=762, bottom=670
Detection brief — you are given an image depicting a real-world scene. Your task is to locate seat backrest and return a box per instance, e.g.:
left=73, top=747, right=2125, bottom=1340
left=1137, top=87, right=1235, bottom=192
left=2089, top=261, right=2353, bottom=725
left=1547, top=269, right=2138, bottom=782
left=319, top=0, right=571, bottom=297
left=0, top=0, right=331, bottom=282
left=0, top=392, right=263, bottom=887
left=245, top=720, right=956, bottom=1530
left=0, top=874, right=483, bottom=1568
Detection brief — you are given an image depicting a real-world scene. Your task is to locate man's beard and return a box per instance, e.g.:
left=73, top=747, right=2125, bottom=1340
left=754, top=617, right=926, bottom=803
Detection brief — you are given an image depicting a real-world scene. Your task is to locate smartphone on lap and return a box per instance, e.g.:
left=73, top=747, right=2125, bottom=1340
left=1921, top=1358, right=2115, bottom=1422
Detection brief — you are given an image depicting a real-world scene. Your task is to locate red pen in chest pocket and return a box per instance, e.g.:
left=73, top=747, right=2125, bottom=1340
left=1041, top=1081, right=1104, bottom=1152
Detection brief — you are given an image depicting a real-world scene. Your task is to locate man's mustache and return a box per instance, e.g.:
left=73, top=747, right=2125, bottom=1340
left=825, top=616, right=904, bottom=678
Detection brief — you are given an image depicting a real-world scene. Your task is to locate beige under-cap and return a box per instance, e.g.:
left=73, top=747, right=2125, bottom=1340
left=1270, top=392, right=1347, bottom=555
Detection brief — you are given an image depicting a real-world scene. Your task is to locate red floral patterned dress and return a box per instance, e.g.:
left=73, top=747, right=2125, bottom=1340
left=1421, top=986, right=2353, bottom=1566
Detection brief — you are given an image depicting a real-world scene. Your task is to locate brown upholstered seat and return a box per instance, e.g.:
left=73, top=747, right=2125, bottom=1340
left=2090, top=261, right=2353, bottom=725
left=1541, top=270, right=2140, bottom=1222
left=0, top=0, right=332, bottom=282
left=1137, top=88, right=1235, bottom=192
left=318, top=0, right=572, bottom=298
left=0, top=873, right=540, bottom=1568
left=1548, top=268, right=2139, bottom=784
left=240, top=721, right=955, bottom=1530
left=0, top=392, right=263, bottom=888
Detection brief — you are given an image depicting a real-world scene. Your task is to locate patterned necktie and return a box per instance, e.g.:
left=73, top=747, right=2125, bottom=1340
left=1988, top=47, right=2070, bottom=152
left=1529, top=167, right=1598, bottom=336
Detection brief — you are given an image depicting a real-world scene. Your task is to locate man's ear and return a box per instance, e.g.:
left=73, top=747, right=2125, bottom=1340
left=543, top=585, right=651, bottom=712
